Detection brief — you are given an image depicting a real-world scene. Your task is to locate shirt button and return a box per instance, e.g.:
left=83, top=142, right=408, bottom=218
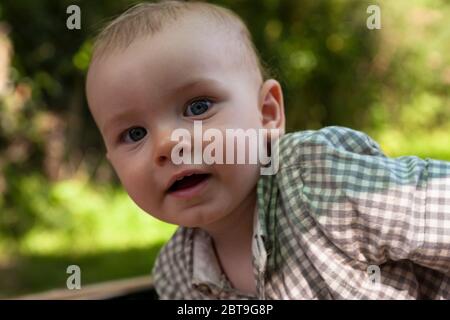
left=195, top=284, right=212, bottom=295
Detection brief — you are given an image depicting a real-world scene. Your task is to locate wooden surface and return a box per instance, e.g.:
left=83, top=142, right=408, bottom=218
left=12, top=275, right=155, bottom=300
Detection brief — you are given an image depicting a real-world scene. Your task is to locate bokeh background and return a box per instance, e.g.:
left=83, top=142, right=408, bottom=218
left=1, top=0, right=449, bottom=297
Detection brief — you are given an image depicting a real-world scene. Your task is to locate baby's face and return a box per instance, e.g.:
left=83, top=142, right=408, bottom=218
left=86, top=15, right=280, bottom=228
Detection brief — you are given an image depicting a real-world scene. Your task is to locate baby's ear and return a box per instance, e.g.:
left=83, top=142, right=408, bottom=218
left=258, top=79, right=285, bottom=135
left=105, top=151, right=111, bottom=162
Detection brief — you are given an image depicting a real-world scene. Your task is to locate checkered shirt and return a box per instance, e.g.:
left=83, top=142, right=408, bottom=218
left=152, top=126, right=450, bottom=299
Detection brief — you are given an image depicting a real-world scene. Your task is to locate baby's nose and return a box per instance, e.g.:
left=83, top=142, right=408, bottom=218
left=154, top=137, right=174, bottom=166
left=156, top=147, right=185, bottom=165
left=153, top=131, right=189, bottom=167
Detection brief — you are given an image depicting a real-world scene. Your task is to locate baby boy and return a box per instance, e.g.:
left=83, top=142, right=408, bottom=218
left=85, top=1, right=450, bottom=299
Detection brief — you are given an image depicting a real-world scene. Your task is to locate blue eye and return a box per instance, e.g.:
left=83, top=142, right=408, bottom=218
left=184, top=99, right=213, bottom=116
left=123, top=126, right=147, bottom=143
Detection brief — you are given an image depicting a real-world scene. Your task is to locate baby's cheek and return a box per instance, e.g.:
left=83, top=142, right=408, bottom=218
left=219, top=163, right=260, bottom=195
left=118, top=168, right=157, bottom=212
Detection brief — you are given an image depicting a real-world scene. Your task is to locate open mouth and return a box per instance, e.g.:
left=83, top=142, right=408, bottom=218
left=167, top=173, right=211, bottom=193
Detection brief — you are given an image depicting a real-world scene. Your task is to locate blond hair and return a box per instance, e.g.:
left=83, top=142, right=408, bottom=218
left=90, top=0, right=270, bottom=80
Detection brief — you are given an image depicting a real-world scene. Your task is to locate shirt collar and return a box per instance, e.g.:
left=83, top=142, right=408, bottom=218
left=191, top=202, right=261, bottom=289
left=191, top=228, right=224, bottom=287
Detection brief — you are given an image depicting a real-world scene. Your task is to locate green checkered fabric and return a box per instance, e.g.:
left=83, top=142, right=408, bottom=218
left=152, top=126, right=450, bottom=299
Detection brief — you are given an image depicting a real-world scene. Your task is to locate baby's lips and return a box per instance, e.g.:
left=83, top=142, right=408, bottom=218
left=165, top=168, right=211, bottom=192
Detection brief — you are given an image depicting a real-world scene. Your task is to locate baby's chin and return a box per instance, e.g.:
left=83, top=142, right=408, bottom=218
left=164, top=205, right=229, bottom=228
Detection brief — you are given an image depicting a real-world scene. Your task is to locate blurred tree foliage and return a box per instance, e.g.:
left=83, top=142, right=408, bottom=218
left=0, top=0, right=449, bottom=244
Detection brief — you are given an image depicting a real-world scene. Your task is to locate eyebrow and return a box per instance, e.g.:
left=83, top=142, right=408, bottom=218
left=101, top=77, right=224, bottom=137
left=102, top=109, right=136, bottom=138
left=169, top=77, right=223, bottom=97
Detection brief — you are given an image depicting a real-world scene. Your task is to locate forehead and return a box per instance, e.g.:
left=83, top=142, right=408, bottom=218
left=86, top=14, right=251, bottom=128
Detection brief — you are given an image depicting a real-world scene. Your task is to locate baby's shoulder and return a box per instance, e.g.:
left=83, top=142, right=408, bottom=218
left=153, top=226, right=194, bottom=269
left=151, top=226, right=195, bottom=299
left=275, top=126, right=385, bottom=169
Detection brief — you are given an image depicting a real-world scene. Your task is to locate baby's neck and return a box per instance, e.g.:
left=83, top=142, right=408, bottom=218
left=202, top=188, right=257, bottom=254
left=201, top=188, right=258, bottom=295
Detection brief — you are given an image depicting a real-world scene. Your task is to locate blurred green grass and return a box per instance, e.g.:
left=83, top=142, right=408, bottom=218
left=0, top=244, right=165, bottom=298
left=0, top=177, right=176, bottom=298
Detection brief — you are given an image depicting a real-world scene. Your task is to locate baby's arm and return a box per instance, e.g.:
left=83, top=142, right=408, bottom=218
left=289, top=126, right=450, bottom=275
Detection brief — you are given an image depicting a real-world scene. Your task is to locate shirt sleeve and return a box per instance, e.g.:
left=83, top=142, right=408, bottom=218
left=287, top=126, right=450, bottom=275
left=152, top=228, right=200, bottom=299
left=152, top=241, right=184, bottom=299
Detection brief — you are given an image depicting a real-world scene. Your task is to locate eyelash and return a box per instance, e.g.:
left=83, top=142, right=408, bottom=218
left=183, top=97, right=214, bottom=117
left=118, top=97, right=215, bottom=144
left=119, top=126, right=147, bottom=144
